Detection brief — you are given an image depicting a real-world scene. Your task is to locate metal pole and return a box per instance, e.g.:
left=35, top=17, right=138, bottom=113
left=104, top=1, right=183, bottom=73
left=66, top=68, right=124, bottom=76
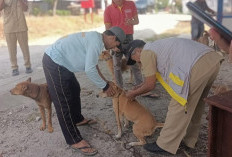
left=217, top=0, right=223, bottom=23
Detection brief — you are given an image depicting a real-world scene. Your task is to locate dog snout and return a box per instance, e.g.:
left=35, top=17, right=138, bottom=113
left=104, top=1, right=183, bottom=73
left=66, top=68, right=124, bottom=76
left=10, top=89, right=15, bottom=95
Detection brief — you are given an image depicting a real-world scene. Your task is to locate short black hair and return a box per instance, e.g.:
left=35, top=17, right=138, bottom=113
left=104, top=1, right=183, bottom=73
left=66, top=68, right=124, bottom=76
left=103, top=30, right=120, bottom=42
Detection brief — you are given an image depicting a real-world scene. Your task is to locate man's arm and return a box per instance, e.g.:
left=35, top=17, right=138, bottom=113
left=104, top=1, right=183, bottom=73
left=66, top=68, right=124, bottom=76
left=19, top=0, right=28, bottom=12
left=0, top=0, right=5, bottom=11
left=126, top=75, right=156, bottom=99
left=204, top=0, right=215, bottom=15
left=206, top=7, right=215, bottom=15
left=96, top=65, right=107, bottom=82
left=96, top=65, right=116, bottom=96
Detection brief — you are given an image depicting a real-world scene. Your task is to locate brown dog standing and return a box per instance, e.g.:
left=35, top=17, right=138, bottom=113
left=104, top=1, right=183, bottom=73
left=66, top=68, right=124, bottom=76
left=99, top=83, right=163, bottom=146
left=10, top=78, right=53, bottom=133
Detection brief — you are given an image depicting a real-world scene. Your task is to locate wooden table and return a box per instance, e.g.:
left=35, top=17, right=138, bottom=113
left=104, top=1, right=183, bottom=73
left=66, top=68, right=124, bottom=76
left=204, top=90, right=232, bottom=157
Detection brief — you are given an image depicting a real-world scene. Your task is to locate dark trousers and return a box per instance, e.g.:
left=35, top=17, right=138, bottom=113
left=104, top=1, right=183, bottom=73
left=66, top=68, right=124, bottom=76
left=42, top=53, right=84, bottom=145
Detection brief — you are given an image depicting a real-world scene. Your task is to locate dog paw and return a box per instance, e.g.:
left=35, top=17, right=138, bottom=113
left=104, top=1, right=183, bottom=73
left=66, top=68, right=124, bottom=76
left=128, top=141, right=145, bottom=146
left=128, top=142, right=143, bottom=146
left=48, top=127, right=54, bottom=133
left=40, top=125, right=46, bottom=131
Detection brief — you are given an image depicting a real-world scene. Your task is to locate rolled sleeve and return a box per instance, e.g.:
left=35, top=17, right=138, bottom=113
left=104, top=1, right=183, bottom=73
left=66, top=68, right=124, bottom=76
left=141, top=50, right=157, bottom=77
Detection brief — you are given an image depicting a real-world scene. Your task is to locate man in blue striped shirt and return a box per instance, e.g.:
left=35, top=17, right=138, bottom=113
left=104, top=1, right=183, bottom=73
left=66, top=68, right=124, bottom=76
left=42, top=27, right=125, bottom=156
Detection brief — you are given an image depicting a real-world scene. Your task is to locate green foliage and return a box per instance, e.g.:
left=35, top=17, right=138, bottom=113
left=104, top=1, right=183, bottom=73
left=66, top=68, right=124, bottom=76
left=47, top=10, right=71, bottom=16
left=156, top=0, right=169, bottom=10
left=32, top=7, right=41, bottom=16
left=43, top=0, right=54, bottom=5
left=175, top=0, right=182, bottom=13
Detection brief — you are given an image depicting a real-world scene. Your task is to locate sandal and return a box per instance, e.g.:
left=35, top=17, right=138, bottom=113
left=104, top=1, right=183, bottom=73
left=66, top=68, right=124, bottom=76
left=76, top=119, right=97, bottom=126
left=141, top=93, right=159, bottom=98
left=71, top=145, right=98, bottom=156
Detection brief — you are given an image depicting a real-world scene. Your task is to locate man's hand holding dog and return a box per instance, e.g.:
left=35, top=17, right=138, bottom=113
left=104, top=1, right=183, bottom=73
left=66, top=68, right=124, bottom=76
left=126, top=90, right=136, bottom=100
left=103, top=81, right=116, bottom=96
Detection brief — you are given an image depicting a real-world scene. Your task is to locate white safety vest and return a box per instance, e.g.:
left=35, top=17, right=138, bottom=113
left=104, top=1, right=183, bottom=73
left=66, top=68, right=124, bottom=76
left=144, top=38, right=214, bottom=106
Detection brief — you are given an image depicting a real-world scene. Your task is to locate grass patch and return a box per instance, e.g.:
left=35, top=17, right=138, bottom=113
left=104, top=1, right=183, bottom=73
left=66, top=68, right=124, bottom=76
left=0, top=14, right=104, bottom=41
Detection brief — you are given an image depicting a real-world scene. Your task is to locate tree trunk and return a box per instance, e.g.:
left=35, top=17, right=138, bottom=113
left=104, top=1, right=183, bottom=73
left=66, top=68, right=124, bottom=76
left=52, top=0, right=58, bottom=16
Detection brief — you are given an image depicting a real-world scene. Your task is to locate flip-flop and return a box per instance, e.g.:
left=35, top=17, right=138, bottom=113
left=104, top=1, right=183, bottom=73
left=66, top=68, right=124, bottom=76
left=71, top=145, right=98, bottom=156
left=141, top=93, right=159, bottom=98
left=76, top=119, right=97, bottom=126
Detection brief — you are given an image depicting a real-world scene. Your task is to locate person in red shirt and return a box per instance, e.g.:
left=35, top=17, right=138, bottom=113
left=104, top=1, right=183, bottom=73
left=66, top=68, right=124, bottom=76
left=104, top=0, right=143, bottom=89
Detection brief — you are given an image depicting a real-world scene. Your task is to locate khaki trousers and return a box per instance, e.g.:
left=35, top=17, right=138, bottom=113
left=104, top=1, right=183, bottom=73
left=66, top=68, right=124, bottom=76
left=157, top=52, right=222, bottom=154
left=5, top=31, right=31, bottom=70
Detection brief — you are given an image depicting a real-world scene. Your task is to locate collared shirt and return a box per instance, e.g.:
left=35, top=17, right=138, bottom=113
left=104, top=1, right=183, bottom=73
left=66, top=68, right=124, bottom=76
left=3, top=0, right=28, bottom=33
left=45, top=31, right=107, bottom=89
left=104, top=0, right=137, bottom=35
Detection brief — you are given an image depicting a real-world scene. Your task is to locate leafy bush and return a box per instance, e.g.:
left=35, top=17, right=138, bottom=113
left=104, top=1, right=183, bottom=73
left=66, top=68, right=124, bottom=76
left=156, top=0, right=169, bottom=10
left=56, top=10, right=71, bottom=16
left=32, top=7, right=41, bottom=16
left=47, top=10, right=71, bottom=16
left=176, top=0, right=182, bottom=13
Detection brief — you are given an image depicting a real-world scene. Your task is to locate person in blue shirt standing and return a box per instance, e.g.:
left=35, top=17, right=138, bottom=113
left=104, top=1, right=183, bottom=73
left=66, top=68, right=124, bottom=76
left=42, top=27, right=125, bottom=156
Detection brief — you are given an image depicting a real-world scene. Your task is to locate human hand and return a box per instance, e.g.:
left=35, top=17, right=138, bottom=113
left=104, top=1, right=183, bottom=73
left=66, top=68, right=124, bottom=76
left=112, top=47, right=121, bottom=53
left=209, top=28, right=231, bottom=53
left=104, top=81, right=116, bottom=97
left=126, top=90, right=136, bottom=100
left=125, top=18, right=134, bottom=25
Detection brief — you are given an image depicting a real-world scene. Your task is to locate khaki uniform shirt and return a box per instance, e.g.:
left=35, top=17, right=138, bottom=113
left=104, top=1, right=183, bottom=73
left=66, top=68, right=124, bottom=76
left=141, top=50, right=157, bottom=77
left=3, top=0, right=28, bottom=33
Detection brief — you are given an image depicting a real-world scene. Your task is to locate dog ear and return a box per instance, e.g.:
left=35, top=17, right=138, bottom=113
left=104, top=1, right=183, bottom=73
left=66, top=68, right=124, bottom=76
left=27, top=77, right=31, bottom=82
left=22, top=85, right=28, bottom=91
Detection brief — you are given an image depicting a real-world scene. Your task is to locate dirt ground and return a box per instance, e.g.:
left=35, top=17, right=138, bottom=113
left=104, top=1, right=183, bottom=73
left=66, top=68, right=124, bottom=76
left=0, top=14, right=232, bottom=157
left=0, top=48, right=231, bottom=157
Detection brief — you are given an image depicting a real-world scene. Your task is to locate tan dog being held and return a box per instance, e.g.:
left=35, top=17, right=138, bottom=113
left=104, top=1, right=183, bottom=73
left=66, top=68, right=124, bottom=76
left=99, top=83, right=163, bottom=146
left=197, top=31, right=210, bottom=46
left=10, top=77, right=53, bottom=133
left=99, top=50, right=133, bottom=83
